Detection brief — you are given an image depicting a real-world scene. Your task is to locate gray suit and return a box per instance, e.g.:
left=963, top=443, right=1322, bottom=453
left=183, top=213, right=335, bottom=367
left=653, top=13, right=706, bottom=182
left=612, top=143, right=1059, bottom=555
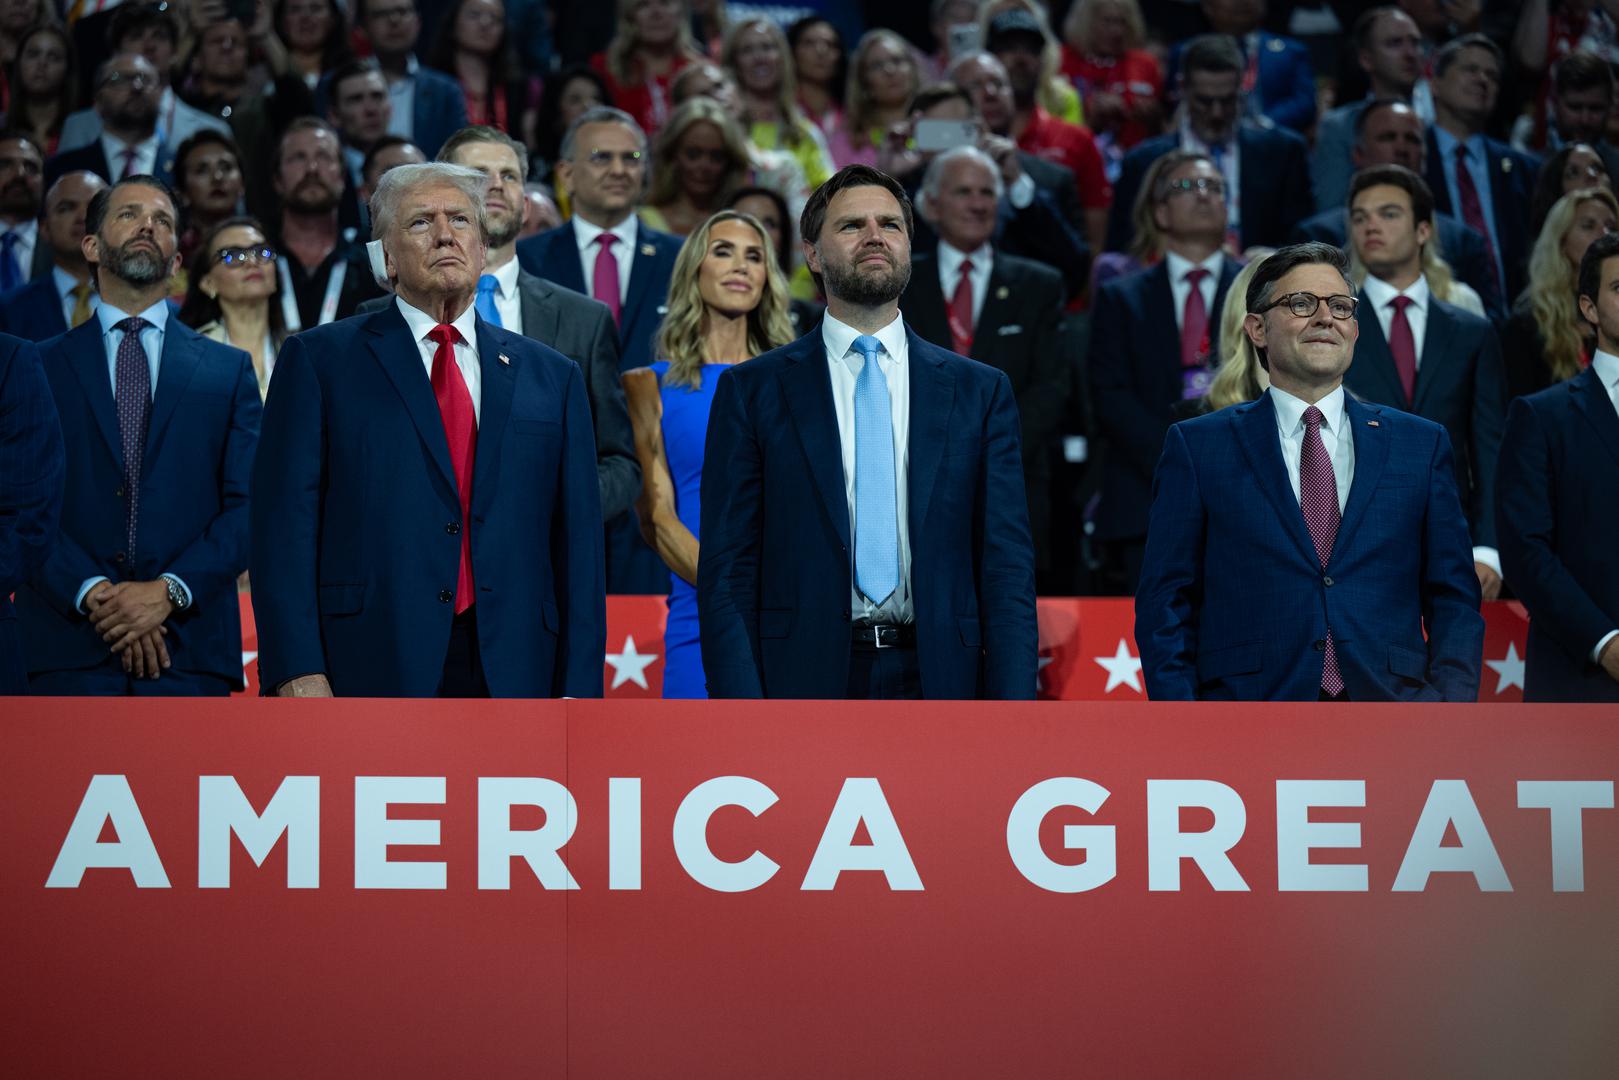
left=358, top=268, right=640, bottom=520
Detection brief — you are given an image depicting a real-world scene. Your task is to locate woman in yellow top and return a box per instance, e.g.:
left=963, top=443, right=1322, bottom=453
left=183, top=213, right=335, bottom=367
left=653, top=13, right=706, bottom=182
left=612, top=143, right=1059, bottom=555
left=722, top=17, right=835, bottom=190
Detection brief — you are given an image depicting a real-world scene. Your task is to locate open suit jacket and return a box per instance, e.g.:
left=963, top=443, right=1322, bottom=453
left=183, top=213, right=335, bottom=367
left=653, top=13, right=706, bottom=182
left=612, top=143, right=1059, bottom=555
left=19, top=317, right=260, bottom=688
left=1088, top=256, right=1241, bottom=541
left=1497, top=366, right=1619, bottom=702
left=249, top=301, right=605, bottom=698
left=0, top=333, right=63, bottom=694
left=1136, top=391, right=1484, bottom=701
left=1344, top=289, right=1507, bottom=550
left=1423, top=130, right=1538, bottom=306
left=697, top=325, right=1038, bottom=700
left=901, top=250, right=1068, bottom=572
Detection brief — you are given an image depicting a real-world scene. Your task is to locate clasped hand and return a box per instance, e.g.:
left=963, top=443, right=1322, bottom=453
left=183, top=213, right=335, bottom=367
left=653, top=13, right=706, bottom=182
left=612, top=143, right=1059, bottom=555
left=86, top=580, right=174, bottom=679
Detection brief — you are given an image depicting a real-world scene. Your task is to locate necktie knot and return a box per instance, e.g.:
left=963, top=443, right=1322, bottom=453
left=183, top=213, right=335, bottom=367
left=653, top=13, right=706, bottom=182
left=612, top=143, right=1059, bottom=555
left=478, top=274, right=498, bottom=297
left=959, top=257, right=974, bottom=277
left=116, top=315, right=148, bottom=337
left=595, top=233, right=616, bottom=252
left=1303, top=404, right=1324, bottom=431
left=852, top=333, right=883, bottom=366
left=1390, top=294, right=1413, bottom=313
left=428, top=323, right=458, bottom=350
left=1453, top=143, right=1469, bottom=163
left=1184, top=267, right=1208, bottom=286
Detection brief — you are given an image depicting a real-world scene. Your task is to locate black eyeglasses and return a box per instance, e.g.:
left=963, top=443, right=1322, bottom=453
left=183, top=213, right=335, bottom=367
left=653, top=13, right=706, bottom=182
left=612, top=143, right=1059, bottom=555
left=1258, top=292, right=1359, bottom=320
left=216, top=245, right=276, bottom=266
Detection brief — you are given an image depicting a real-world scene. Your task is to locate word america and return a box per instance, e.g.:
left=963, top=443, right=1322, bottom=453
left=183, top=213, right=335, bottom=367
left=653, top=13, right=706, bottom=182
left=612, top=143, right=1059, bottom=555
left=44, top=775, right=1611, bottom=893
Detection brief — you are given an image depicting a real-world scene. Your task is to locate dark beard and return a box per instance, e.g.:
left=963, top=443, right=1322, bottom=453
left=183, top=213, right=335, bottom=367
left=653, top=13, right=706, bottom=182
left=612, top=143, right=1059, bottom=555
left=282, top=177, right=342, bottom=214
left=101, top=236, right=168, bottom=285
left=822, top=249, right=911, bottom=307
left=484, top=208, right=520, bottom=249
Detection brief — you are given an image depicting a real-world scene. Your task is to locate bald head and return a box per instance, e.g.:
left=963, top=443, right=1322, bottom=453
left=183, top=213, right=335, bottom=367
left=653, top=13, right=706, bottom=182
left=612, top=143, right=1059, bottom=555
left=44, top=171, right=108, bottom=272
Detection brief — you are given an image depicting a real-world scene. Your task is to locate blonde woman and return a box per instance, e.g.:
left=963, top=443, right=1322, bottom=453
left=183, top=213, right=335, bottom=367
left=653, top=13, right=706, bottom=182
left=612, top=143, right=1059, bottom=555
left=622, top=210, right=794, bottom=697
left=1202, top=253, right=1271, bottom=412
left=723, top=17, right=836, bottom=188
left=834, top=29, right=922, bottom=167
left=592, top=0, right=705, bottom=134
left=1502, top=186, right=1619, bottom=399
left=641, top=97, right=754, bottom=235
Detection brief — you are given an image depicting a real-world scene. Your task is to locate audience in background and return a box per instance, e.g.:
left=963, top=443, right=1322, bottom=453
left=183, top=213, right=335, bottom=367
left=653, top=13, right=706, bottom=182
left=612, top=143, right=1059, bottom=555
left=788, top=15, right=846, bottom=145
left=1312, top=5, right=1424, bottom=213
left=0, top=131, right=45, bottom=289
left=0, top=169, right=105, bottom=342
left=179, top=216, right=287, bottom=401
left=349, top=0, right=468, bottom=157
left=923, top=0, right=984, bottom=84
left=641, top=97, right=750, bottom=236
left=277, top=0, right=353, bottom=90
left=4, top=24, right=76, bottom=157
left=836, top=30, right=920, bottom=168
left=1529, top=141, right=1613, bottom=237
left=1058, top=0, right=1163, bottom=174
left=593, top=0, right=701, bottom=136
left=173, top=130, right=245, bottom=266
left=426, top=0, right=537, bottom=140
left=45, top=53, right=174, bottom=189
left=723, top=18, right=834, bottom=187
left=980, top=0, right=1082, bottom=124
left=1172, top=0, right=1314, bottom=134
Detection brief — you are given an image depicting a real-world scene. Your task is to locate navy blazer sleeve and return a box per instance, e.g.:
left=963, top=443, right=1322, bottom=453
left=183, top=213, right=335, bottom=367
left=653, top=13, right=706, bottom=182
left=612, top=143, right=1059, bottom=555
left=586, top=303, right=640, bottom=522
left=1088, top=279, right=1169, bottom=479
left=1467, top=327, right=1507, bottom=550
left=1135, top=423, right=1204, bottom=701
left=0, top=338, right=63, bottom=596
left=977, top=369, right=1040, bottom=699
left=1419, top=425, right=1486, bottom=701
left=553, top=359, right=608, bottom=697
left=696, top=367, right=766, bottom=698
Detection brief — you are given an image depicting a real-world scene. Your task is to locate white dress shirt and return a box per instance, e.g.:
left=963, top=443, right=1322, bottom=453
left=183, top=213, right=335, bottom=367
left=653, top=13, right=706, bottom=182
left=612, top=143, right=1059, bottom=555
left=99, top=131, right=161, bottom=180
left=1589, top=351, right=1619, bottom=662
left=572, top=214, right=637, bottom=307
left=386, top=54, right=420, bottom=140
left=1165, top=249, right=1224, bottom=334
left=822, top=310, right=913, bottom=624
left=1270, top=384, right=1353, bottom=514
left=484, top=255, right=523, bottom=333
left=396, top=295, right=483, bottom=424
left=936, top=240, right=993, bottom=328
left=1362, top=272, right=1429, bottom=367
left=52, top=265, right=96, bottom=328
left=1, top=217, right=37, bottom=280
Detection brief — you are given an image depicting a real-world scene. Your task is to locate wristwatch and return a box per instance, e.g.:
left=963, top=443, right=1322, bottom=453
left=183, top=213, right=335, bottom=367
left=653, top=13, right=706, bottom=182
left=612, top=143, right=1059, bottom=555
left=162, top=574, right=190, bottom=612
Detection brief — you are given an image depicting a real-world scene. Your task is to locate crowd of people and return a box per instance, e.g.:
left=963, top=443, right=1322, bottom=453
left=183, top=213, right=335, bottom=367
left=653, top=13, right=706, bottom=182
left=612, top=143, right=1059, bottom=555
left=1, top=0, right=1617, bottom=704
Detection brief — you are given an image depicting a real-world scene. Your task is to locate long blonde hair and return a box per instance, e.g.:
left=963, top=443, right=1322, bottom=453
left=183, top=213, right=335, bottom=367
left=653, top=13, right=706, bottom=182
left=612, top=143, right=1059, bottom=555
left=722, top=17, right=815, bottom=150
left=1205, top=254, right=1272, bottom=411
left=605, top=0, right=703, bottom=86
left=645, top=98, right=754, bottom=209
left=844, top=29, right=921, bottom=142
left=657, top=210, right=795, bottom=389
left=1528, top=186, right=1619, bottom=383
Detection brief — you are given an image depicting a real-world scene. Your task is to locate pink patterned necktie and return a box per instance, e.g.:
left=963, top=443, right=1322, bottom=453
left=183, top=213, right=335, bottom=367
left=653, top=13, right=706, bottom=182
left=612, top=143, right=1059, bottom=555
left=592, top=233, right=621, bottom=327
left=1300, top=405, right=1344, bottom=697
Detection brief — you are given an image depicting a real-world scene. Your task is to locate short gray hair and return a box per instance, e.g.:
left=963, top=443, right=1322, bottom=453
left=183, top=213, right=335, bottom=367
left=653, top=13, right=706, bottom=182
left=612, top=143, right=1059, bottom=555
left=921, top=145, right=1004, bottom=205
left=370, top=162, right=490, bottom=243
left=558, top=105, right=647, bottom=162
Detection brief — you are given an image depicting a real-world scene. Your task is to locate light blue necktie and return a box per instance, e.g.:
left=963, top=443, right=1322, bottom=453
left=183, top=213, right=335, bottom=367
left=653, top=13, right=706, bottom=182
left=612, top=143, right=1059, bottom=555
left=475, top=274, right=503, bottom=328
left=852, top=333, right=898, bottom=607
left=0, top=232, right=21, bottom=293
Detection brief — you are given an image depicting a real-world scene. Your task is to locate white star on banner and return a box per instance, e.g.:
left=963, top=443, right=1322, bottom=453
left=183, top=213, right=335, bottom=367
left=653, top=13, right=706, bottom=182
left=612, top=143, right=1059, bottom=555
left=1094, top=639, right=1143, bottom=694
left=605, top=635, right=658, bottom=690
left=1484, top=641, right=1526, bottom=695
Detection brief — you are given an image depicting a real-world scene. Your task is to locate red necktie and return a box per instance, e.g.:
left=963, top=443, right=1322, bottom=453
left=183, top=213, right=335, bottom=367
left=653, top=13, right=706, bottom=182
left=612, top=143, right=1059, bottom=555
left=947, top=257, right=975, bottom=356
left=1181, top=266, right=1210, bottom=370
left=592, top=233, right=621, bottom=327
left=1452, top=145, right=1503, bottom=300
left=1300, top=405, right=1344, bottom=697
left=1387, top=294, right=1417, bottom=405
left=428, top=324, right=477, bottom=613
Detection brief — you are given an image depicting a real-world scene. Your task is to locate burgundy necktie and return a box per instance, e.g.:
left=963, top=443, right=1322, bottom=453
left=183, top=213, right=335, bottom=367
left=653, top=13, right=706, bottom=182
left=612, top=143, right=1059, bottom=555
left=1452, top=145, right=1503, bottom=300
left=1300, top=405, right=1344, bottom=697
left=428, top=324, right=477, bottom=613
left=114, top=316, right=150, bottom=560
left=592, top=233, right=621, bottom=327
left=1180, top=267, right=1210, bottom=397
left=118, top=147, right=137, bottom=180
left=1387, top=294, right=1417, bottom=405
left=947, top=257, right=975, bottom=356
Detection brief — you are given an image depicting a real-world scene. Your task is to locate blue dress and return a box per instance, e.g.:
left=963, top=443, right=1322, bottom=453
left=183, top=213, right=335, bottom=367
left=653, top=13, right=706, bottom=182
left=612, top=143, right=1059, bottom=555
left=649, top=361, right=728, bottom=698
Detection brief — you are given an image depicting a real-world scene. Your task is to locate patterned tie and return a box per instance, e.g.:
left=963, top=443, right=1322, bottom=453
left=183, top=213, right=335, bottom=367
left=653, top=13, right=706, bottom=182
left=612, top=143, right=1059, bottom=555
left=475, top=274, right=503, bottom=328
left=428, top=324, right=477, bottom=613
left=947, top=257, right=975, bottom=356
left=1180, top=267, right=1210, bottom=398
left=1452, top=145, right=1503, bottom=300
left=1300, top=405, right=1344, bottom=697
left=852, top=334, right=898, bottom=607
left=114, top=316, right=151, bottom=560
left=70, top=282, right=94, bottom=327
left=1387, top=295, right=1417, bottom=405
left=0, top=231, right=20, bottom=292
left=592, top=233, right=621, bottom=327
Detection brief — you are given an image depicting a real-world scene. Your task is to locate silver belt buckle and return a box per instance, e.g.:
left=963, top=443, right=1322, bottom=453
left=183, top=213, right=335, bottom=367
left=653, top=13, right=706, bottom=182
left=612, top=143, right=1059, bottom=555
left=873, top=625, right=894, bottom=649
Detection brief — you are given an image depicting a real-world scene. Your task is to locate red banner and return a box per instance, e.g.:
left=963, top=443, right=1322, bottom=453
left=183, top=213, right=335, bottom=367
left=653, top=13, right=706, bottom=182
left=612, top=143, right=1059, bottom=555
left=3, top=699, right=1615, bottom=1076
left=233, top=594, right=1534, bottom=702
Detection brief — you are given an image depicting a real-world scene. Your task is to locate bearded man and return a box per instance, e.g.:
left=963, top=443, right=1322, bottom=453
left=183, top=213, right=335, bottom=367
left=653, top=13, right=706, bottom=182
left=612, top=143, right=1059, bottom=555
left=18, top=176, right=261, bottom=694
left=270, top=118, right=383, bottom=330
left=697, top=164, right=1038, bottom=700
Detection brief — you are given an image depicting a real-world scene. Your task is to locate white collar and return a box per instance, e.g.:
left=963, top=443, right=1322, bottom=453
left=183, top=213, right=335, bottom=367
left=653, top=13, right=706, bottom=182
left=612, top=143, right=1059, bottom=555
left=1592, top=349, right=1619, bottom=390
left=395, top=293, right=479, bottom=346
left=96, top=296, right=169, bottom=335
left=486, top=254, right=520, bottom=297
left=573, top=214, right=639, bottom=255
left=2, top=218, right=36, bottom=240
left=821, top=309, right=906, bottom=372
left=103, top=129, right=159, bottom=155
left=1269, top=383, right=1347, bottom=436
left=1361, top=272, right=1429, bottom=313
left=52, top=264, right=87, bottom=297
left=1165, top=248, right=1224, bottom=283
left=937, top=240, right=993, bottom=280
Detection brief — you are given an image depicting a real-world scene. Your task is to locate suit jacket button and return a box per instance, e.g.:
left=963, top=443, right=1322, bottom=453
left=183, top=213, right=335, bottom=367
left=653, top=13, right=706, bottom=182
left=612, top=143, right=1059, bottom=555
left=114, top=551, right=126, bottom=564
left=1323, top=575, right=1334, bottom=587
left=1312, top=639, right=1325, bottom=652
left=114, top=486, right=125, bottom=498
left=438, top=589, right=453, bottom=603
left=446, top=522, right=461, bottom=535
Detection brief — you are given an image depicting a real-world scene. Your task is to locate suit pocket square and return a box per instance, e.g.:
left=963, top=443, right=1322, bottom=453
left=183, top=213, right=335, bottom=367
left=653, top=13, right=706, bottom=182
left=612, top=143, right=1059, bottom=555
left=996, top=324, right=1023, bottom=336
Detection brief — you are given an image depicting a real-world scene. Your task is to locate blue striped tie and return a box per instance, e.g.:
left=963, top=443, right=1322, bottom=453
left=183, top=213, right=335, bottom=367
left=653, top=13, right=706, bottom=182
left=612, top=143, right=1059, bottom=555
left=852, top=334, right=898, bottom=606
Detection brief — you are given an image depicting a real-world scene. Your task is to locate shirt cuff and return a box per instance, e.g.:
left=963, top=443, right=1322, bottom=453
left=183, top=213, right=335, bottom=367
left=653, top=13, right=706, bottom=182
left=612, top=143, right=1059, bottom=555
left=1593, top=630, right=1619, bottom=665
left=161, top=573, right=193, bottom=610
left=76, top=576, right=111, bottom=614
left=1007, top=172, right=1035, bottom=210
left=1471, top=546, right=1500, bottom=578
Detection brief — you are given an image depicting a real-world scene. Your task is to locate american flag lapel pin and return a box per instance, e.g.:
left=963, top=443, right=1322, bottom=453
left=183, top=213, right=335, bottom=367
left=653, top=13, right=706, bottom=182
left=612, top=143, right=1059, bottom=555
left=499, top=353, right=511, bottom=366
left=1367, top=419, right=1380, bottom=427
left=995, top=285, right=1010, bottom=300
left=1501, top=158, right=1512, bottom=174
left=640, top=243, right=656, bottom=257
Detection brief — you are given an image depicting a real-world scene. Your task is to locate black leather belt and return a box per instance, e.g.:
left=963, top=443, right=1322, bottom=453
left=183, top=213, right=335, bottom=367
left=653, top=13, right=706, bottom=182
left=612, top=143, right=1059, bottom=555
left=851, top=624, right=915, bottom=649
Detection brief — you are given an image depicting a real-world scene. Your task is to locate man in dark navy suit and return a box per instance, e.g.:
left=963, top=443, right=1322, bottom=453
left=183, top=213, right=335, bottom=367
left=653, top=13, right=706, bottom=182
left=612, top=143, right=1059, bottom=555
left=343, top=0, right=468, bottom=157
left=19, top=176, right=261, bottom=695
left=0, top=133, right=53, bottom=289
left=1089, top=150, right=1241, bottom=591
left=1498, top=232, right=1619, bottom=702
left=699, top=165, right=1037, bottom=700
left=1, top=171, right=108, bottom=342
left=1137, top=243, right=1483, bottom=701
left=0, top=333, right=63, bottom=696
left=515, top=105, right=680, bottom=594
left=44, top=54, right=176, bottom=189
left=1106, top=34, right=1312, bottom=253
left=251, top=162, right=604, bottom=698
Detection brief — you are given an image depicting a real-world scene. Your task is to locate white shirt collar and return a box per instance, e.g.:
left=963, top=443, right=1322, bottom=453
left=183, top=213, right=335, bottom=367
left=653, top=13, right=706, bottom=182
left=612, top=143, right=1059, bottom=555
left=487, top=254, right=520, bottom=298
left=1269, top=383, right=1347, bottom=437
left=103, top=129, right=159, bottom=156
left=1362, top=272, right=1429, bottom=313
left=1165, top=248, right=1224, bottom=284
left=96, top=296, right=169, bottom=335
left=1592, top=349, right=1619, bottom=390
left=573, top=214, right=639, bottom=256
left=937, top=240, right=993, bottom=281
left=395, top=293, right=479, bottom=347
left=822, top=309, right=906, bottom=372
left=52, top=264, right=86, bottom=298
left=3, top=218, right=36, bottom=241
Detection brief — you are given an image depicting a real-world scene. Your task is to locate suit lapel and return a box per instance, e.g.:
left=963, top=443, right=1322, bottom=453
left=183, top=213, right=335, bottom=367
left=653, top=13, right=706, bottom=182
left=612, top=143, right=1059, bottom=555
left=367, top=306, right=457, bottom=491
left=780, top=332, right=851, bottom=548
left=1571, top=365, right=1619, bottom=468
left=471, top=317, right=515, bottom=504
left=619, top=231, right=660, bottom=333
left=145, top=319, right=200, bottom=460
left=973, top=259, right=1012, bottom=352
left=1348, top=289, right=1406, bottom=405
left=64, top=320, right=123, bottom=470
left=545, top=228, right=587, bottom=293
left=1425, top=131, right=1453, bottom=215
left=1411, top=300, right=1450, bottom=414
left=1146, top=262, right=1181, bottom=397
left=1234, top=394, right=1318, bottom=566
left=906, top=330, right=955, bottom=536
left=517, top=270, right=558, bottom=343
left=903, top=256, right=951, bottom=350
left=1334, top=396, right=1390, bottom=562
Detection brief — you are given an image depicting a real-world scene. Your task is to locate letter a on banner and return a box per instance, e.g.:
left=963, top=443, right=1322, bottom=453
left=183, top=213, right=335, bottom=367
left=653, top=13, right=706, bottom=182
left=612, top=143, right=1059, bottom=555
left=1392, top=780, right=1513, bottom=892
left=802, top=778, right=923, bottom=890
left=46, top=775, right=171, bottom=888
